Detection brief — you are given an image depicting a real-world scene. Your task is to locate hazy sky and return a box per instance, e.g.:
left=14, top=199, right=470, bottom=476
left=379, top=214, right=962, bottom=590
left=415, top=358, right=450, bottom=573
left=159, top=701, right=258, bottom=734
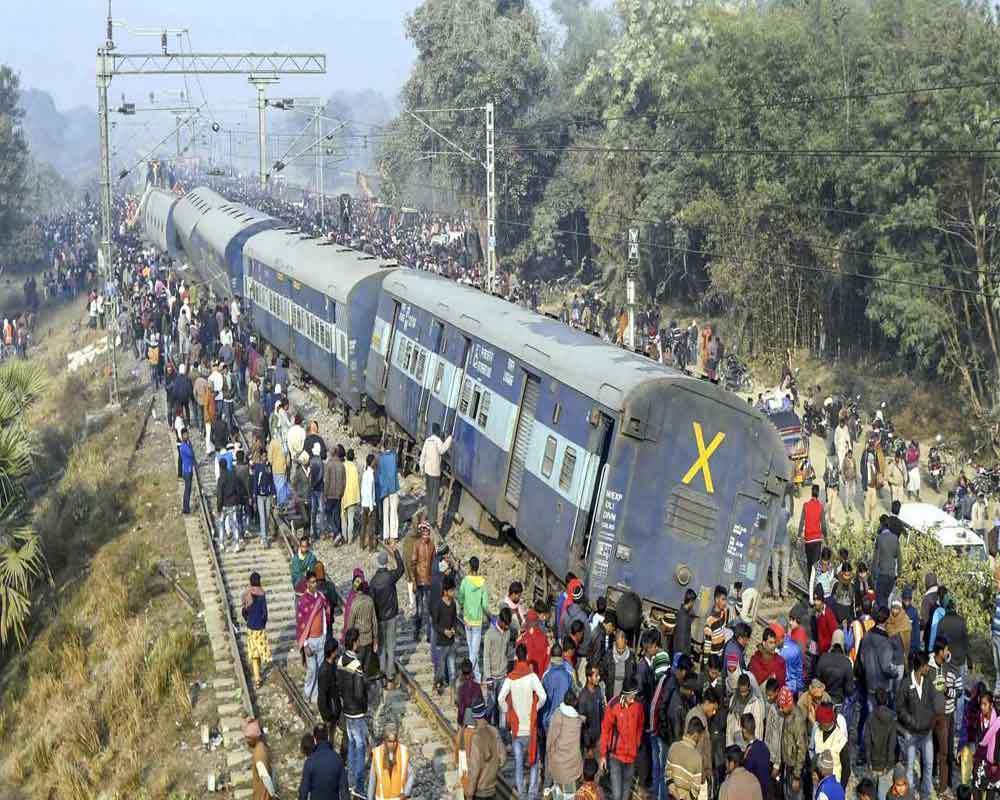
left=3, top=0, right=423, bottom=111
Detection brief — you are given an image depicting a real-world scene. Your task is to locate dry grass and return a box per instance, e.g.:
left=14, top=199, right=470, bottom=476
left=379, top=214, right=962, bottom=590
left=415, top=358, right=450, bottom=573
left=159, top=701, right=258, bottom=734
left=0, top=301, right=212, bottom=798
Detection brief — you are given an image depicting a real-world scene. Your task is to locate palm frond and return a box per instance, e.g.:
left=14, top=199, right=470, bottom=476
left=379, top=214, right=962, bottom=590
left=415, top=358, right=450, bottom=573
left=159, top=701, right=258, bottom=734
left=0, top=362, right=46, bottom=428
left=0, top=425, right=35, bottom=506
left=0, top=526, right=43, bottom=646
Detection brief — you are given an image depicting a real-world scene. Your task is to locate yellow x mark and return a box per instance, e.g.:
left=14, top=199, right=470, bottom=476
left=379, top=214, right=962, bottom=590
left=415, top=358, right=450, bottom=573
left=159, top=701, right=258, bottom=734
left=681, top=422, right=726, bottom=494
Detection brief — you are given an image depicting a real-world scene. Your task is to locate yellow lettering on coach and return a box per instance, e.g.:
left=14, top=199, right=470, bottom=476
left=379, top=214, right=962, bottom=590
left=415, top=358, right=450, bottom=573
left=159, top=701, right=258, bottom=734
left=681, top=421, right=726, bottom=494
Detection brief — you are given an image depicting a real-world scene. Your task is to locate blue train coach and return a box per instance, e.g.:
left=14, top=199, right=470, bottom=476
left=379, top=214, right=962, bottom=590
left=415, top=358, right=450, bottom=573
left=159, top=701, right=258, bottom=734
left=138, top=187, right=182, bottom=259
left=172, top=186, right=225, bottom=260
left=242, top=230, right=397, bottom=415
left=366, top=271, right=790, bottom=620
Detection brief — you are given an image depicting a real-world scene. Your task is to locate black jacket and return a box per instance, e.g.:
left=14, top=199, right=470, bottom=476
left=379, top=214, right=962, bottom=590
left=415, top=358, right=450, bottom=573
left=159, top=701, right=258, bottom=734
left=578, top=685, right=606, bottom=749
left=859, top=627, right=897, bottom=693
left=173, top=373, right=193, bottom=404
left=297, top=740, right=344, bottom=800
left=599, top=648, right=638, bottom=702
left=216, top=468, right=245, bottom=511
left=936, top=612, right=969, bottom=666
left=897, top=674, right=937, bottom=735
left=816, top=649, right=855, bottom=706
left=210, top=417, right=229, bottom=452
left=337, top=651, right=367, bottom=718
left=369, top=550, right=405, bottom=621
left=673, top=606, right=696, bottom=661
left=864, top=705, right=897, bottom=772
left=317, top=659, right=341, bottom=725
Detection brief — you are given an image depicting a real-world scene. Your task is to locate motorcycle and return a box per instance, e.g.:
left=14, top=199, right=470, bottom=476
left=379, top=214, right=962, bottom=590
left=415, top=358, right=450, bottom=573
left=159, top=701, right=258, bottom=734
left=846, top=394, right=863, bottom=443
left=803, top=402, right=827, bottom=439
left=721, top=353, right=753, bottom=393
left=928, top=445, right=946, bottom=492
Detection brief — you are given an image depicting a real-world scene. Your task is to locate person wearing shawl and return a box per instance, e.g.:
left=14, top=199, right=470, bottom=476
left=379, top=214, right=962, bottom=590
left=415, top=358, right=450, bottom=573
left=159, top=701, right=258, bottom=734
left=973, top=686, right=1000, bottom=796
left=518, top=609, right=550, bottom=679
left=242, top=572, right=270, bottom=687
left=296, top=570, right=331, bottom=704
left=498, top=641, right=547, bottom=800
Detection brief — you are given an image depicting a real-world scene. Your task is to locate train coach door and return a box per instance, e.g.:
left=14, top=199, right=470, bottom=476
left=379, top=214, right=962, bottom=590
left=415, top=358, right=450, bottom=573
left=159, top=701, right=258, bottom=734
left=445, top=336, right=472, bottom=435
left=381, top=300, right=401, bottom=389
left=579, top=413, right=615, bottom=561
left=421, top=320, right=446, bottom=429
left=504, top=373, right=540, bottom=507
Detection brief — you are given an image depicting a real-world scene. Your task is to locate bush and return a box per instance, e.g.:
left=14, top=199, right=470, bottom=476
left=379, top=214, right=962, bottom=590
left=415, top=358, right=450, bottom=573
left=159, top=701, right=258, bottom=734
left=825, top=520, right=993, bottom=636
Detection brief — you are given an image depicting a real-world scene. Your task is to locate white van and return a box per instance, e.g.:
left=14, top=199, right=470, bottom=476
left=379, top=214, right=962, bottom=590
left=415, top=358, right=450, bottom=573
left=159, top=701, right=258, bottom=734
left=897, top=502, right=990, bottom=562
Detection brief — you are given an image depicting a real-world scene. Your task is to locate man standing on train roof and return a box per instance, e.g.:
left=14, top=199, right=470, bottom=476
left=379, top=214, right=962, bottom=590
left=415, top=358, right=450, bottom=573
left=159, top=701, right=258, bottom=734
left=419, top=422, right=452, bottom=529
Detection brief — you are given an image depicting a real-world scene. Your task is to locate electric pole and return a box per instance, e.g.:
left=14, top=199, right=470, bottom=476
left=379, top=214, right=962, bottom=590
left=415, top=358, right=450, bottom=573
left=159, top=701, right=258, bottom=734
left=95, top=9, right=325, bottom=405
left=485, top=102, right=496, bottom=295
left=405, top=102, right=498, bottom=293
left=626, top=227, right=640, bottom=350
left=249, top=75, right=280, bottom=190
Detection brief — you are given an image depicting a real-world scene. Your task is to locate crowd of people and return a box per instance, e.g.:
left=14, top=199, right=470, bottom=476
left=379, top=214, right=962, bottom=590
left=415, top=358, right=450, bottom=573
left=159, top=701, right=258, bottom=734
left=25, top=181, right=1000, bottom=800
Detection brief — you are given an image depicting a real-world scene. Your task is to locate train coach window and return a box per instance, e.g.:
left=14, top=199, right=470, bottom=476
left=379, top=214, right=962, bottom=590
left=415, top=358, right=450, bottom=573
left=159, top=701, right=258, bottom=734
left=477, top=391, right=491, bottom=428
left=459, top=378, right=473, bottom=415
left=552, top=403, right=562, bottom=425
left=470, top=387, right=482, bottom=423
left=559, top=447, right=577, bottom=492
left=415, top=350, right=427, bottom=383
left=541, top=436, right=557, bottom=478
left=433, top=361, right=445, bottom=394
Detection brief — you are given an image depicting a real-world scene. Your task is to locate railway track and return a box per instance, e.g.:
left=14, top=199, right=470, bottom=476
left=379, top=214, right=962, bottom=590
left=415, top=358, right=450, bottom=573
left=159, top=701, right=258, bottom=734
left=170, top=372, right=809, bottom=798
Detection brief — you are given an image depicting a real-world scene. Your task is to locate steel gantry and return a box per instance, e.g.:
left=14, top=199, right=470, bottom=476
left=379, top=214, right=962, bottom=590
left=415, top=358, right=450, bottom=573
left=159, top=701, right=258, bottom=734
left=95, top=22, right=325, bottom=405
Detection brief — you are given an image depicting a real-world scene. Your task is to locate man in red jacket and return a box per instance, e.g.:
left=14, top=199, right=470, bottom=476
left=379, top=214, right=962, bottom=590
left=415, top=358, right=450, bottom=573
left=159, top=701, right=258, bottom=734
left=798, top=484, right=828, bottom=582
left=518, top=609, right=550, bottom=679
left=748, top=625, right=786, bottom=689
left=813, top=585, right=840, bottom=655
left=600, top=676, right=645, bottom=800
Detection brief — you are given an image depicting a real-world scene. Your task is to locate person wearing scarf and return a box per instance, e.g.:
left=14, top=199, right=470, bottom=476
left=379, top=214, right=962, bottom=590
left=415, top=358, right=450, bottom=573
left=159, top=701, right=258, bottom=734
left=341, top=567, right=365, bottom=644
left=973, top=687, right=1000, bottom=795
left=241, top=572, right=270, bottom=687
left=295, top=571, right=330, bottom=704
left=518, top=609, right=550, bottom=679
left=498, top=642, right=547, bottom=800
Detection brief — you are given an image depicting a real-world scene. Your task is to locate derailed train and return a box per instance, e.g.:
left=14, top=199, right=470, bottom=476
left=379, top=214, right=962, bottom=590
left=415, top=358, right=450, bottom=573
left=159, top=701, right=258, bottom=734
left=139, top=185, right=790, bottom=629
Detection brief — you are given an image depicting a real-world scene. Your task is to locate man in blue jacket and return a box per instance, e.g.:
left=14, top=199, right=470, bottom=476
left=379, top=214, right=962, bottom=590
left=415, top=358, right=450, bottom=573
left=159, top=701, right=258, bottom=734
left=178, top=428, right=196, bottom=514
left=539, top=642, right=574, bottom=771
left=298, top=723, right=345, bottom=800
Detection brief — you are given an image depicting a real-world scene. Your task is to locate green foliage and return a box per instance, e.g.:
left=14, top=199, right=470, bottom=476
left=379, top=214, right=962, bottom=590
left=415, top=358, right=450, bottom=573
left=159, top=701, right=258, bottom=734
left=0, top=65, right=31, bottom=267
left=0, top=361, right=47, bottom=647
left=826, top=519, right=993, bottom=636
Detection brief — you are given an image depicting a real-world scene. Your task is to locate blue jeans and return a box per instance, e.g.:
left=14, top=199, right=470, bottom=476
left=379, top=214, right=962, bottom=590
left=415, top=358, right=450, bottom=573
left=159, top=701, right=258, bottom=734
left=182, top=472, right=192, bottom=514
left=345, top=716, right=368, bottom=796
left=512, top=735, right=540, bottom=800
left=223, top=399, right=235, bottom=430
left=414, top=586, right=431, bottom=642
left=650, top=735, right=666, bottom=800
left=434, top=637, right=456, bottom=687
left=310, top=489, right=324, bottom=536
left=274, top=473, right=289, bottom=505
left=608, top=757, right=635, bottom=800
left=466, top=622, right=483, bottom=681
left=219, top=505, right=240, bottom=547
left=992, top=634, right=1000, bottom=695
left=954, top=663, right=969, bottom=747
left=302, top=634, right=324, bottom=703
left=904, top=731, right=933, bottom=799
left=256, top=494, right=272, bottom=544
left=325, top=496, right=342, bottom=536
left=192, top=402, right=203, bottom=431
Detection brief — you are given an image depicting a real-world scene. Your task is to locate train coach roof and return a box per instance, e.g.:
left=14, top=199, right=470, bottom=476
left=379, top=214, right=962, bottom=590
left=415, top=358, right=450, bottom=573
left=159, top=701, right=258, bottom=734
left=243, top=228, right=397, bottom=304
left=174, top=186, right=226, bottom=241
left=384, top=270, right=695, bottom=410
left=194, top=199, right=277, bottom=253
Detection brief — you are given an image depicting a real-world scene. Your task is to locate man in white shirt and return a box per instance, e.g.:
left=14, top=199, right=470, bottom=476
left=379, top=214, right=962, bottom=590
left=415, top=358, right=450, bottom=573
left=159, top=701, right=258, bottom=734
left=419, top=422, right=453, bottom=528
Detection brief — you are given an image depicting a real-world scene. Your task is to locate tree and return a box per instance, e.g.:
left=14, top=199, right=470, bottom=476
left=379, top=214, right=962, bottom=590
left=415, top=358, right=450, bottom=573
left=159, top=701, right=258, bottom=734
left=0, top=66, right=31, bottom=268
left=0, top=361, right=47, bottom=647
left=378, top=0, right=551, bottom=257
